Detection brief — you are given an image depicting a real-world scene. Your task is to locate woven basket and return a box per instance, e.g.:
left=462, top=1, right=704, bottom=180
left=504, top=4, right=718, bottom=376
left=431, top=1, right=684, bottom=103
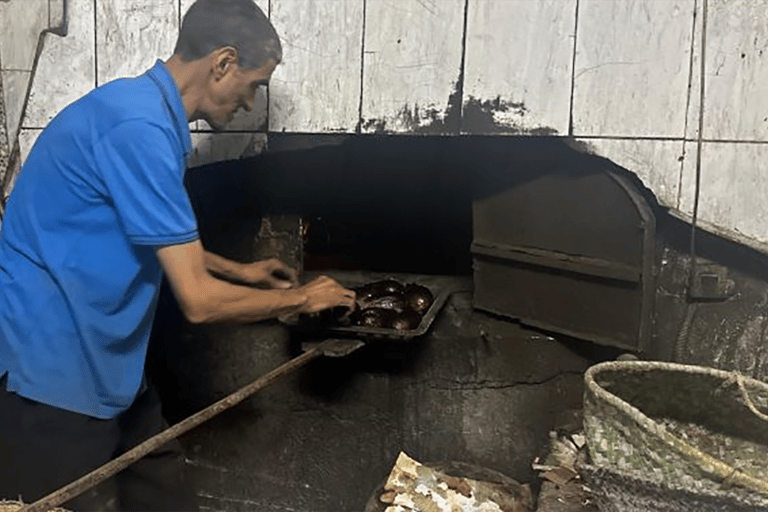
left=579, top=461, right=768, bottom=512
left=0, top=501, right=70, bottom=512
left=584, top=361, right=768, bottom=499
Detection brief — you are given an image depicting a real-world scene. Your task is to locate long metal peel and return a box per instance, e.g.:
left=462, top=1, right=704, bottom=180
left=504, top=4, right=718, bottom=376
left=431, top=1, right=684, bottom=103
left=16, top=338, right=364, bottom=512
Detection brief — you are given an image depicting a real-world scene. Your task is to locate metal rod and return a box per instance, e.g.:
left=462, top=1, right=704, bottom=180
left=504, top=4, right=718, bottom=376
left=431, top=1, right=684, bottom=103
left=17, top=342, right=329, bottom=512
left=688, top=0, right=708, bottom=298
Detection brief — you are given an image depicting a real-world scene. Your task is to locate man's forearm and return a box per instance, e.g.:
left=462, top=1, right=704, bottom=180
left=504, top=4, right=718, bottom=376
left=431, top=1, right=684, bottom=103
left=189, top=277, right=308, bottom=324
left=203, top=251, right=250, bottom=283
left=157, top=241, right=347, bottom=325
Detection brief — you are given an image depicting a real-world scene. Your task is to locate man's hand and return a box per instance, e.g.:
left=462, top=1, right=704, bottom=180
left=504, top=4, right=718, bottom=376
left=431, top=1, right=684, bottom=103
left=297, top=275, right=356, bottom=314
left=158, top=241, right=355, bottom=324
left=243, top=258, right=299, bottom=289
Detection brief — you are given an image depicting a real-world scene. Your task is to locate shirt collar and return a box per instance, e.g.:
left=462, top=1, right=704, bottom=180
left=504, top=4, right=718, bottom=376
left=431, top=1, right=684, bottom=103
left=146, top=59, right=192, bottom=158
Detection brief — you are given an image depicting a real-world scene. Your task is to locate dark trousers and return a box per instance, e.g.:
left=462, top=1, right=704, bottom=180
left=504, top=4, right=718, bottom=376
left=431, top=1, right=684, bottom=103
left=0, top=377, right=199, bottom=512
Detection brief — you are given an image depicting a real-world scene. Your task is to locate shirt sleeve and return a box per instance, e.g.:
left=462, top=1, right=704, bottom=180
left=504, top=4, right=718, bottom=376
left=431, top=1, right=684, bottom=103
left=93, top=120, right=199, bottom=246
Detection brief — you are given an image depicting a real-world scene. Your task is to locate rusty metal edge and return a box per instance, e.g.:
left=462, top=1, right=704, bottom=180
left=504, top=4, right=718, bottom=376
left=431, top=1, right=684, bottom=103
left=470, top=240, right=643, bottom=283
left=605, top=169, right=656, bottom=354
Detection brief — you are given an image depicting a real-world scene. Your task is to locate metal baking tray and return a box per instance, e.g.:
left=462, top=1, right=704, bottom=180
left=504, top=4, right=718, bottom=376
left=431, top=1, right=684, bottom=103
left=286, top=271, right=468, bottom=342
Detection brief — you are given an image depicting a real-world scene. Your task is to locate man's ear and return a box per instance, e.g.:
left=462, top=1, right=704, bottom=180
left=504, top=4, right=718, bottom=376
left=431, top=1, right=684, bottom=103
left=212, top=46, right=239, bottom=80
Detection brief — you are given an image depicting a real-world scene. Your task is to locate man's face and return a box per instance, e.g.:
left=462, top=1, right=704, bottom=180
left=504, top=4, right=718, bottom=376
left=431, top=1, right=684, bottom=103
left=203, top=59, right=276, bottom=130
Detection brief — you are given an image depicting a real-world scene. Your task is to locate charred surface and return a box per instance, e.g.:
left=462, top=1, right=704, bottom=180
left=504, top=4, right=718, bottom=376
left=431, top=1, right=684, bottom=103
left=360, top=76, right=465, bottom=135
left=145, top=132, right=768, bottom=511
left=154, top=290, right=593, bottom=512
left=462, top=96, right=559, bottom=135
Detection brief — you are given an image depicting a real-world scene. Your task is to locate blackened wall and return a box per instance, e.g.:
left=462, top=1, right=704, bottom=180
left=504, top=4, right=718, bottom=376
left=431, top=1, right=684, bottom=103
left=147, top=134, right=768, bottom=511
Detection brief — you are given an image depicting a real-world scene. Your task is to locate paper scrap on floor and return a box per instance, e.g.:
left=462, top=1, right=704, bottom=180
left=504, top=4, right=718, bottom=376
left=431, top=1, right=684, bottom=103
left=379, top=452, right=532, bottom=512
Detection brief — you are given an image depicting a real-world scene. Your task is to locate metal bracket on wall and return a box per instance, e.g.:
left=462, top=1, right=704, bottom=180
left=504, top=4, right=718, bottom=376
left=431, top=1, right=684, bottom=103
left=47, top=0, right=68, bottom=37
left=688, top=262, right=736, bottom=302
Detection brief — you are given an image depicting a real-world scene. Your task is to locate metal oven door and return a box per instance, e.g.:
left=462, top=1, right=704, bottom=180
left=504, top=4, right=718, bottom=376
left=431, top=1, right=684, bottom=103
left=472, top=169, right=655, bottom=353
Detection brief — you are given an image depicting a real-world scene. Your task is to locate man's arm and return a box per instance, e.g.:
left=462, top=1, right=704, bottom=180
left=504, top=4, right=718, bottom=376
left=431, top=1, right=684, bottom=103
left=157, top=240, right=354, bottom=324
left=203, top=251, right=298, bottom=289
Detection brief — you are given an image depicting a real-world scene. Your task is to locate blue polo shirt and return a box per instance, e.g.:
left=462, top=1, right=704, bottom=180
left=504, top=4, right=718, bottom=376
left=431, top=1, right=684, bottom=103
left=0, top=60, right=198, bottom=419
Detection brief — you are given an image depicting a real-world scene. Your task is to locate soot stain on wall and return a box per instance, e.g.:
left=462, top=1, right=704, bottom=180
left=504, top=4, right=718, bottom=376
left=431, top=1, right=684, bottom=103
left=361, top=76, right=464, bottom=135
left=358, top=77, right=559, bottom=137
left=462, top=96, right=558, bottom=136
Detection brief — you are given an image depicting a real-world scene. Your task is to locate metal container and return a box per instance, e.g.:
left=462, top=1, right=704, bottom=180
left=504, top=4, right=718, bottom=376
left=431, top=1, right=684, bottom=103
left=287, top=271, right=468, bottom=342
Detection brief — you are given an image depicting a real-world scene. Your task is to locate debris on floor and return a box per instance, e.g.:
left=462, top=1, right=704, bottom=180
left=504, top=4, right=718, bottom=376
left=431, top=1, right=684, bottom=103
left=0, top=501, right=70, bottom=512
left=374, top=452, right=533, bottom=512
left=533, top=410, right=599, bottom=512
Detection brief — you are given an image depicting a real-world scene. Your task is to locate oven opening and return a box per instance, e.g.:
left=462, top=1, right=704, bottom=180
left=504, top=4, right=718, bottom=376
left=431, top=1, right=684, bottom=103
left=148, top=133, right=661, bottom=511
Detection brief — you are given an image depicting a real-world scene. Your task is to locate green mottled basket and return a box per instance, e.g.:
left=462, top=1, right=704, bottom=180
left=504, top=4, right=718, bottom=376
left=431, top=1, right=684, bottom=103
left=584, top=361, right=768, bottom=497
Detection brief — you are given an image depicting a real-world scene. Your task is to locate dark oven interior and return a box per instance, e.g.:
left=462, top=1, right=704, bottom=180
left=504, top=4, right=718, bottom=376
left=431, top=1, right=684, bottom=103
left=147, top=134, right=662, bottom=511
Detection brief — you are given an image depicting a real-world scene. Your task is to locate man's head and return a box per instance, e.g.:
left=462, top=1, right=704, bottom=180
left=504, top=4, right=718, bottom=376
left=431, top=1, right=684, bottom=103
left=174, top=0, right=282, bottom=129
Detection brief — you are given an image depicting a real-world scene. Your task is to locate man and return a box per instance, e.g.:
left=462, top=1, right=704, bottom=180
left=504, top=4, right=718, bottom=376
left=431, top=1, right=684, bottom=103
left=0, top=0, right=355, bottom=510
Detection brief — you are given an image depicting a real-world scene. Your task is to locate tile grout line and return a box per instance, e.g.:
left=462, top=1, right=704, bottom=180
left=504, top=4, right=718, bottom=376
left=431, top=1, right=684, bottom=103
left=265, top=0, right=270, bottom=136
left=356, top=0, right=367, bottom=134
left=686, top=0, right=709, bottom=293
left=677, top=0, right=700, bottom=211
left=568, top=0, right=580, bottom=137
left=18, top=0, right=57, bottom=135
left=692, top=0, right=708, bottom=225
left=455, top=0, right=469, bottom=135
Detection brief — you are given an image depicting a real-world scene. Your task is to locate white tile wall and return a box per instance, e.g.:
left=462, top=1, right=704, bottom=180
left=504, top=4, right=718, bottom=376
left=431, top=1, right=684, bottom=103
left=680, top=141, right=768, bottom=245
left=685, top=0, right=704, bottom=141
left=361, top=0, right=465, bottom=133
left=695, top=0, right=768, bottom=141
left=180, top=0, right=269, bottom=20
left=0, top=0, right=48, bottom=71
left=269, top=0, right=364, bottom=133
left=6, top=0, right=768, bottom=252
left=2, top=69, right=31, bottom=146
left=677, top=139, right=699, bottom=212
left=49, top=0, right=65, bottom=31
left=96, top=0, right=179, bottom=86
left=0, top=0, right=50, bottom=152
left=463, top=0, right=575, bottom=135
left=572, top=0, right=696, bottom=138
left=180, top=0, right=197, bottom=131
left=577, top=138, right=685, bottom=209
left=24, top=0, right=95, bottom=129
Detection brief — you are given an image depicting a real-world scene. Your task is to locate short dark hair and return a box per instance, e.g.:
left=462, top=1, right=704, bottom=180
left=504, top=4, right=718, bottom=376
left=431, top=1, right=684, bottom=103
left=174, top=0, right=282, bottom=70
